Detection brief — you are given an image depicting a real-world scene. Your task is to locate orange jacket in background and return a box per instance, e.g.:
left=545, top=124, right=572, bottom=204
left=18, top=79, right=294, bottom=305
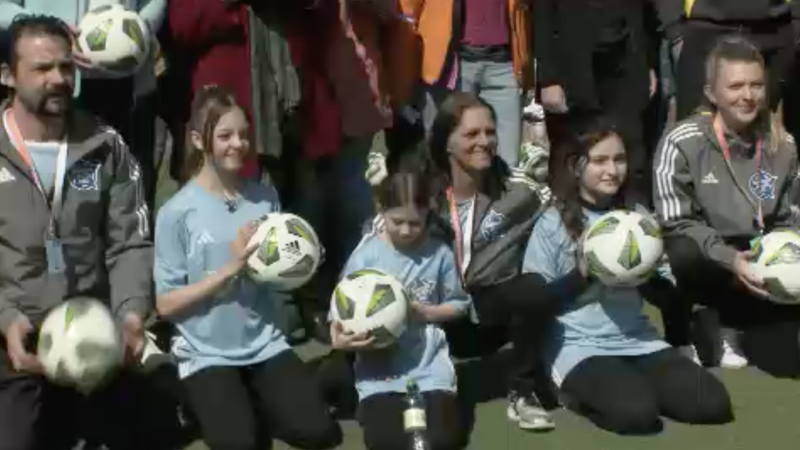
left=398, top=0, right=533, bottom=90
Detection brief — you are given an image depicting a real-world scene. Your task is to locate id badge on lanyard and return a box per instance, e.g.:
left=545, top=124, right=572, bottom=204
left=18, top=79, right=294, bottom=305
left=3, top=109, right=69, bottom=274
left=446, top=188, right=475, bottom=281
left=713, top=116, right=765, bottom=235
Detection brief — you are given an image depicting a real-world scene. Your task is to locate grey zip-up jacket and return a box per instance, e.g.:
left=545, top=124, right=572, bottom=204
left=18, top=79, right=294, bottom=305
left=653, top=113, right=799, bottom=270
left=0, top=106, right=153, bottom=333
left=433, top=171, right=551, bottom=291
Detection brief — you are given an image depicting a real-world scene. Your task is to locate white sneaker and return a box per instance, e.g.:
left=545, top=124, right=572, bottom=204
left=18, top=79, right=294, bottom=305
left=140, top=331, right=173, bottom=370
left=507, top=392, right=555, bottom=431
left=677, top=345, right=701, bottom=365
left=719, top=328, right=748, bottom=369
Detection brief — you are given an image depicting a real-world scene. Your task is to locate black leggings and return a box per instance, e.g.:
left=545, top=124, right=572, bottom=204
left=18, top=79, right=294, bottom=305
left=561, top=348, right=733, bottom=435
left=182, top=350, right=342, bottom=450
left=666, top=236, right=800, bottom=375
left=445, top=273, right=559, bottom=397
left=359, top=390, right=466, bottom=450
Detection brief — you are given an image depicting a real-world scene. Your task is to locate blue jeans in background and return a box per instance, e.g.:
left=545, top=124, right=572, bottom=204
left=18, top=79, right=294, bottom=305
left=289, top=135, right=376, bottom=307
left=459, top=60, right=522, bottom=168
left=420, top=60, right=522, bottom=168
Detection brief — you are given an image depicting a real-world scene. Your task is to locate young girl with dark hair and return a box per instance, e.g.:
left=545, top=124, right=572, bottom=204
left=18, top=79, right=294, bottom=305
left=330, top=160, right=470, bottom=450
left=654, top=36, right=800, bottom=374
left=524, top=114, right=733, bottom=435
left=154, top=85, right=342, bottom=450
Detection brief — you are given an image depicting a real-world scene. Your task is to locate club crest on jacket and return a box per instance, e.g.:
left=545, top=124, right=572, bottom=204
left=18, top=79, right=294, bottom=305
left=69, top=159, right=101, bottom=191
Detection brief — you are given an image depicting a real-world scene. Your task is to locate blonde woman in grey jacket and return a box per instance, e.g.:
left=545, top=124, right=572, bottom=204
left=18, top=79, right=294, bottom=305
left=654, top=36, right=800, bottom=375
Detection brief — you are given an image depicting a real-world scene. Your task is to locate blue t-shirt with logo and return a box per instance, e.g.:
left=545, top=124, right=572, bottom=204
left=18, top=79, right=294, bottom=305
left=154, top=180, right=290, bottom=379
left=523, top=207, right=669, bottom=385
left=341, top=219, right=471, bottom=400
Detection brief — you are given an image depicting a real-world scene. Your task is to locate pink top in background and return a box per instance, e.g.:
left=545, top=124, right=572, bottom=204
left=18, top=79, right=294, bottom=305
left=462, top=0, right=510, bottom=47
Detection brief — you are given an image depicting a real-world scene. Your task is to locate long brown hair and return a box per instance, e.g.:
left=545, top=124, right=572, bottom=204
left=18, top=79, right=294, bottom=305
left=550, top=114, right=624, bottom=241
left=428, top=92, right=509, bottom=203
left=180, top=85, right=244, bottom=183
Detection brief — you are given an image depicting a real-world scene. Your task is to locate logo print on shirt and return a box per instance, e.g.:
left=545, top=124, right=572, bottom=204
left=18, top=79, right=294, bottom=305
left=749, top=169, right=778, bottom=200
left=0, top=167, right=15, bottom=183
left=189, top=231, right=215, bottom=259
left=479, top=209, right=506, bottom=243
left=701, top=172, right=719, bottom=184
left=407, top=278, right=436, bottom=304
left=69, top=160, right=101, bottom=191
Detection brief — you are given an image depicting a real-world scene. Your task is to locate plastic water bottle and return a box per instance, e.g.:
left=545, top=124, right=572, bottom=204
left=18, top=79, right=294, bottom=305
left=403, top=378, right=430, bottom=450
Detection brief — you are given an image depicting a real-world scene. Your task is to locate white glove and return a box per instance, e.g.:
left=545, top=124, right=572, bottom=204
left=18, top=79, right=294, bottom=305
left=523, top=98, right=545, bottom=121
left=517, top=142, right=549, bottom=184
left=365, top=151, right=388, bottom=187
left=510, top=142, right=552, bottom=203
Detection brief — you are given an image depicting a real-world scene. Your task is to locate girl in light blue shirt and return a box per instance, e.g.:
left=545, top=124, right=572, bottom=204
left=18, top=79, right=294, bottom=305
left=330, top=162, right=470, bottom=450
left=522, top=114, right=733, bottom=435
left=154, top=86, right=341, bottom=450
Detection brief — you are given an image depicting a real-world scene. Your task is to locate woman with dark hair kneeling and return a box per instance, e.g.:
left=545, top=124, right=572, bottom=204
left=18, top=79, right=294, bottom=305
left=653, top=35, right=800, bottom=374
left=524, top=114, right=733, bottom=434
left=427, top=92, right=557, bottom=430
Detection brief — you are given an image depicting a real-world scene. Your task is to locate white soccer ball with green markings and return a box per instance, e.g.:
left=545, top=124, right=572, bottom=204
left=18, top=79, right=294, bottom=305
left=330, top=269, right=409, bottom=349
left=580, top=210, right=664, bottom=287
left=750, top=230, right=800, bottom=304
left=77, top=4, right=151, bottom=76
left=246, top=213, right=322, bottom=291
left=37, top=298, right=123, bottom=393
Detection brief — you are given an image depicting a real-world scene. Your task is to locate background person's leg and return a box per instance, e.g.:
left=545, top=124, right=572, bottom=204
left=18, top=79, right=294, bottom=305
left=478, top=61, right=522, bottom=168
left=675, top=23, right=723, bottom=120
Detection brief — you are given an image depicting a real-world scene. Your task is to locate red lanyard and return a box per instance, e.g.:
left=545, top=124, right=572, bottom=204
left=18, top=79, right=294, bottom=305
left=5, top=108, right=46, bottom=196
left=3, top=108, right=69, bottom=238
left=446, top=187, right=475, bottom=280
left=712, top=116, right=764, bottom=232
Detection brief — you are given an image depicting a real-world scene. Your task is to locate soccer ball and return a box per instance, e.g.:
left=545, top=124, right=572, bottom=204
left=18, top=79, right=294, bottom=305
left=37, top=298, right=123, bottom=393
left=76, top=4, right=151, bottom=76
left=246, top=213, right=322, bottom=291
left=581, top=210, right=664, bottom=286
left=750, top=230, right=800, bottom=304
left=330, top=269, right=409, bottom=349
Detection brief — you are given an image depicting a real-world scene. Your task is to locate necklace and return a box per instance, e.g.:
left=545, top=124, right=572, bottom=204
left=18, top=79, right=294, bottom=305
left=222, top=192, right=240, bottom=213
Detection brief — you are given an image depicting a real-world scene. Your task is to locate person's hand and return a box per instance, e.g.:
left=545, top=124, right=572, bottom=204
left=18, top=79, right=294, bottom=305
left=649, top=69, right=658, bottom=99
left=365, top=151, right=388, bottom=187
left=121, top=312, right=146, bottom=364
left=541, top=85, right=568, bottom=114
left=228, top=221, right=259, bottom=274
left=733, top=251, right=770, bottom=299
left=410, top=301, right=434, bottom=323
left=4, top=315, right=42, bottom=374
left=67, top=24, right=99, bottom=71
left=330, top=321, right=375, bottom=351
left=510, top=141, right=552, bottom=202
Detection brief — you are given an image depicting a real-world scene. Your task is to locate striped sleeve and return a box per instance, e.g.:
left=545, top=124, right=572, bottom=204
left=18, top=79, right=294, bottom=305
left=653, top=123, right=738, bottom=270
left=106, top=134, right=154, bottom=322
left=775, top=134, right=800, bottom=229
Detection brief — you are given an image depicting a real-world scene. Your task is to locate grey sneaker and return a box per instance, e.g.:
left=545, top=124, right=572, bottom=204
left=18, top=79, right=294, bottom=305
left=507, top=392, right=555, bottom=431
